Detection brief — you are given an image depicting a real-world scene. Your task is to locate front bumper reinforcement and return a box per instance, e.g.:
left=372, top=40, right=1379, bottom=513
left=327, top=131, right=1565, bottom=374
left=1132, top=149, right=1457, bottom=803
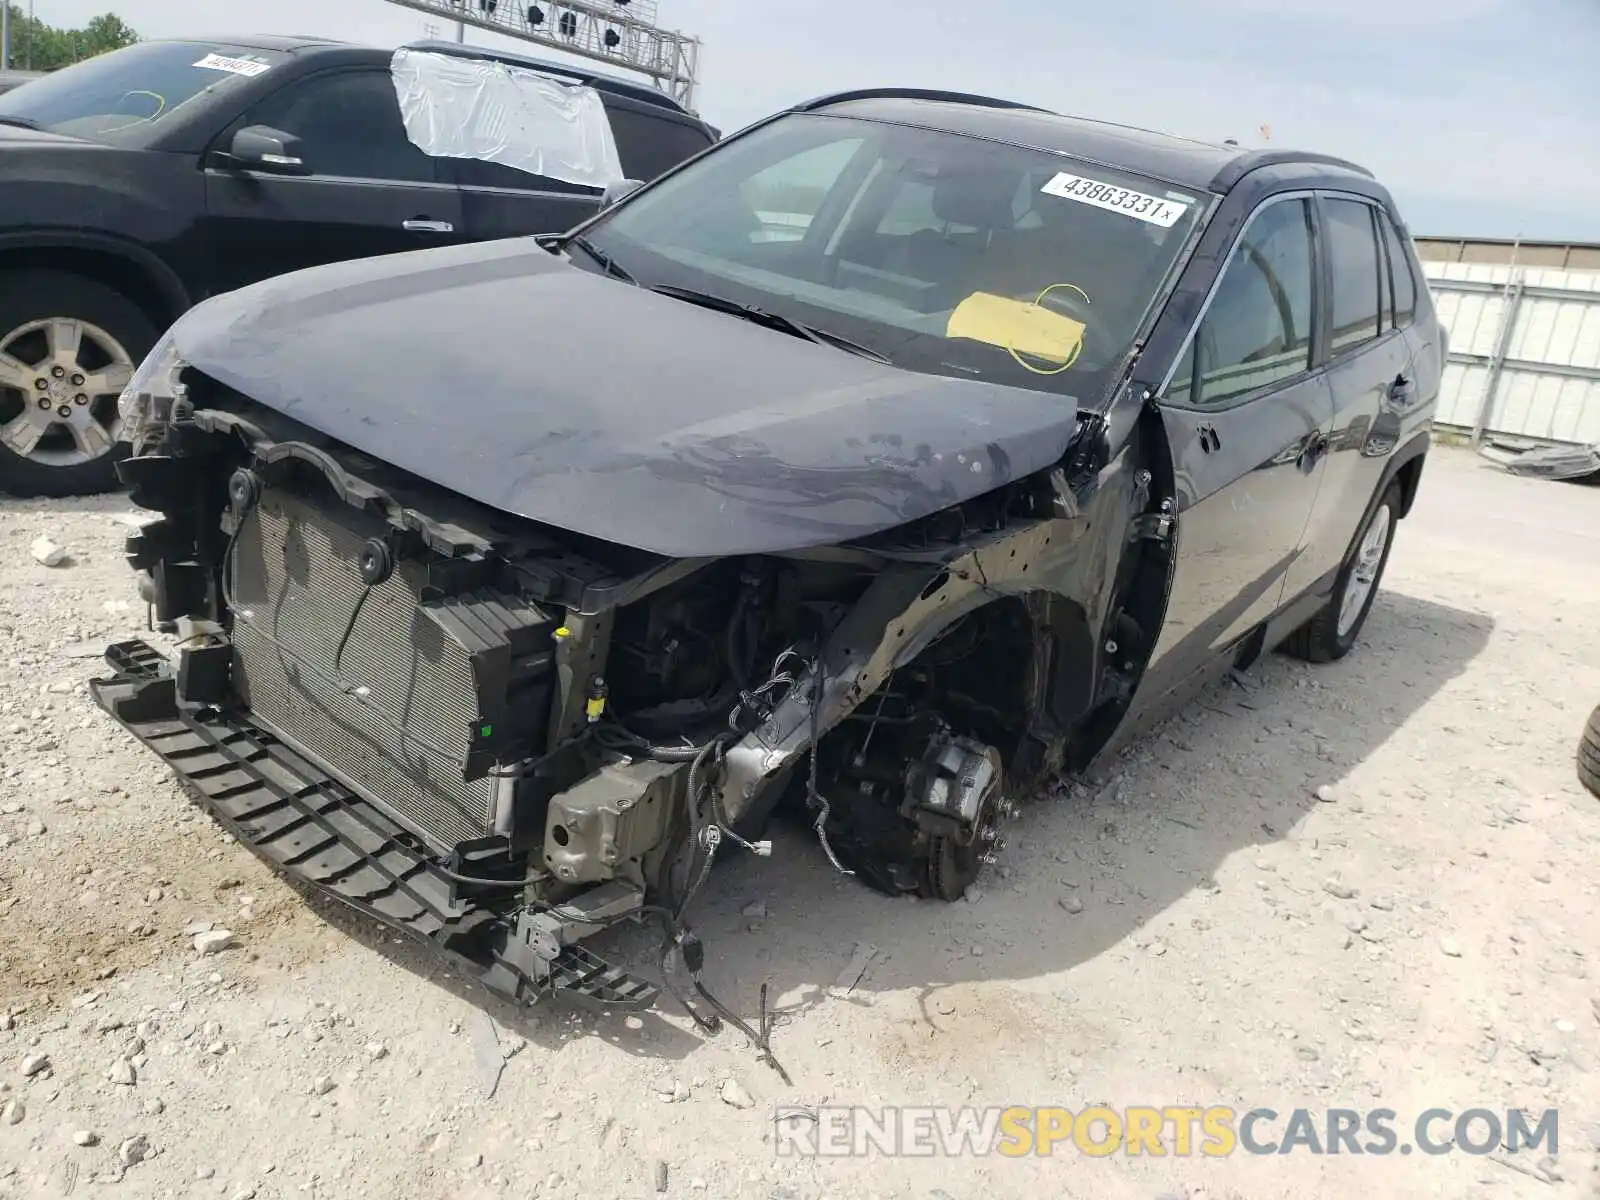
left=89, top=639, right=659, bottom=1011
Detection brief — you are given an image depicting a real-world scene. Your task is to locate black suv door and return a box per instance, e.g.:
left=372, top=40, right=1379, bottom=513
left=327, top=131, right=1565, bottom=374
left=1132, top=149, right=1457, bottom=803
left=1279, top=195, right=1415, bottom=603
left=201, top=67, right=464, bottom=297
left=1143, top=195, right=1334, bottom=696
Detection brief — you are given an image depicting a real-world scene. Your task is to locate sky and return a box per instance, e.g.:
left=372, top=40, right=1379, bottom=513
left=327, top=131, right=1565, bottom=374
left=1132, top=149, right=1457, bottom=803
left=22, top=0, right=1600, bottom=240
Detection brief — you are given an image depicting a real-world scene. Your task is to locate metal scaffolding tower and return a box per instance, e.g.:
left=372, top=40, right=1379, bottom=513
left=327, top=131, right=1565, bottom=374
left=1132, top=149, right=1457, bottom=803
left=381, top=0, right=701, bottom=111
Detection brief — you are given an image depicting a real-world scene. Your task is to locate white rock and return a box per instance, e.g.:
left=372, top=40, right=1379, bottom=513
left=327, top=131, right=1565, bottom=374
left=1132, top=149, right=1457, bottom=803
left=108, top=1058, right=137, bottom=1086
left=182, top=921, right=213, bottom=936
left=119, top=1134, right=151, bottom=1165
left=0, top=1014, right=13, bottom=1032
left=193, top=929, right=235, bottom=955
left=1440, top=937, right=1463, bottom=958
left=719, top=1079, right=754, bottom=1109
left=366, top=1042, right=389, bottom=1061
left=20, top=1052, right=50, bottom=1077
left=142, top=1098, right=164, bottom=1115
left=1, top=1100, right=23, bottom=1125
left=72, top=1129, right=98, bottom=1147
left=29, top=537, right=67, bottom=567
left=1059, top=894, right=1083, bottom=915
left=1314, top=783, right=1338, bottom=803
left=312, top=1075, right=336, bottom=1095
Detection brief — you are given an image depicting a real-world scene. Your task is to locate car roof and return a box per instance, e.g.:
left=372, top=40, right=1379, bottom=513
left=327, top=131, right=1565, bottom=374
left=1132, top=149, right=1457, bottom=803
left=801, top=93, right=1374, bottom=195
left=146, top=35, right=699, bottom=119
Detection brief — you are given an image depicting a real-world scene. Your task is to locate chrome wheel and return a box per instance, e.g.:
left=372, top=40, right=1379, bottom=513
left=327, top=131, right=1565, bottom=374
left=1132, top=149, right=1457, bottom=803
left=1336, top=504, right=1393, bottom=638
left=0, top=318, right=133, bottom=468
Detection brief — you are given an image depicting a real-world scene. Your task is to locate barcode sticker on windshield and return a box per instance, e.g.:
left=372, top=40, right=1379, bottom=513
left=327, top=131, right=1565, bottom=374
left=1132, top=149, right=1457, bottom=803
left=193, top=53, right=273, bottom=78
left=1041, top=172, right=1189, bottom=228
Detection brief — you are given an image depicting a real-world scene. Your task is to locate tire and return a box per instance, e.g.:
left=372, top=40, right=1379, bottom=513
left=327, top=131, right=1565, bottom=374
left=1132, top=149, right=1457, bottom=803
left=0, top=270, right=159, bottom=498
left=1580, top=704, right=1600, bottom=800
left=1284, top=482, right=1402, bottom=663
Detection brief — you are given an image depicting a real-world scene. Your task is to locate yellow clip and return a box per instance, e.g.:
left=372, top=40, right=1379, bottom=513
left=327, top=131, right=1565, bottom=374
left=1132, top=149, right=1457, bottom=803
left=553, top=626, right=572, bottom=640
left=585, top=695, right=606, bottom=720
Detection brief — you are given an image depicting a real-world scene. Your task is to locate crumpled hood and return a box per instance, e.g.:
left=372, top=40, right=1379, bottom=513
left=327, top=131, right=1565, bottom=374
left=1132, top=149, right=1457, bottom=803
left=170, top=238, right=1081, bottom=557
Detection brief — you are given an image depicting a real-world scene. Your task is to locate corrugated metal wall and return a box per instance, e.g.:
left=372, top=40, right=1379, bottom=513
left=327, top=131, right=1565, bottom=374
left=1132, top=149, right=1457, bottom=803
left=1424, top=261, right=1600, bottom=446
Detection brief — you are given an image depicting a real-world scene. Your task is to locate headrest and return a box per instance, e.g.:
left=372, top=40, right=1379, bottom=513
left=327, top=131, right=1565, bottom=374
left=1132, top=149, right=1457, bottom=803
left=930, top=168, right=1022, bottom=231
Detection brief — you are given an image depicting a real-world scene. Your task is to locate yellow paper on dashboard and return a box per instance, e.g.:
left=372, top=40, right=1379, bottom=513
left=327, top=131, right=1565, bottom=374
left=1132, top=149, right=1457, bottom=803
left=946, top=291, right=1085, bottom=365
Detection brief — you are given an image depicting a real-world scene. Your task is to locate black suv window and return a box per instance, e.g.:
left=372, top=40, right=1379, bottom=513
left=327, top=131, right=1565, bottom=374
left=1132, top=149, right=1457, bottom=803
left=0, top=40, right=285, bottom=146
left=1324, top=198, right=1383, bottom=354
left=608, top=105, right=712, bottom=182
left=1381, top=214, right=1418, bottom=328
left=239, top=69, right=438, bottom=183
left=1166, top=198, right=1315, bottom=408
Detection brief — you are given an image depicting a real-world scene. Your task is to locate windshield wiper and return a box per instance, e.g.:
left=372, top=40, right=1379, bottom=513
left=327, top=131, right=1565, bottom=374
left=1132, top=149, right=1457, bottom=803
left=562, top=235, right=635, bottom=284
left=649, top=285, right=891, bottom=364
left=0, top=116, right=42, bottom=130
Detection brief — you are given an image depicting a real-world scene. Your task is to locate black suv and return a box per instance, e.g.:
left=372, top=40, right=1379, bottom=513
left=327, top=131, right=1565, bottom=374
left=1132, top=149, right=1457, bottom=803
left=96, top=89, right=1439, bottom=1013
left=0, top=36, right=716, bottom=496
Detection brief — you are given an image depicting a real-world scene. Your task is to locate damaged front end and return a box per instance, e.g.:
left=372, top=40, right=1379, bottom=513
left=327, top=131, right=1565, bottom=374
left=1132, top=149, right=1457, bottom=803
left=94, top=376, right=1149, bottom=1021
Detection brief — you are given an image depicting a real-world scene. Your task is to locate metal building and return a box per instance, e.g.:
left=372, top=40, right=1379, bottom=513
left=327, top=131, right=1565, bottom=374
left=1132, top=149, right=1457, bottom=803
left=1416, top=236, right=1600, bottom=272
left=1423, top=254, right=1600, bottom=448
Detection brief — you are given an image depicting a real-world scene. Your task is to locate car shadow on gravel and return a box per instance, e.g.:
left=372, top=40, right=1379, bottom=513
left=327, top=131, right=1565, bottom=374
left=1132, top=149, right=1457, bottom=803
left=273, top=586, right=1493, bottom=1066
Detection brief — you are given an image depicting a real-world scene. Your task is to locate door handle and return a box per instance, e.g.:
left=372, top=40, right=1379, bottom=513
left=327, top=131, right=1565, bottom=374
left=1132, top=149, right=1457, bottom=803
left=1297, top=431, right=1328, bottom=470
left=1386, top=374, right=1414, bottom=408
left=402, top=218, right=454, bottom=233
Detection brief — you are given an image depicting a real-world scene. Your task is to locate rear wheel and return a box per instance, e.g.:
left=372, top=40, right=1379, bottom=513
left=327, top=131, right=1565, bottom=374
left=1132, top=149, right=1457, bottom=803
left=0, top=271, right=157, bottom=498
left=1579, top=705, right=1600, bottom=800
left=1284, top=483, right=1401, bottom=663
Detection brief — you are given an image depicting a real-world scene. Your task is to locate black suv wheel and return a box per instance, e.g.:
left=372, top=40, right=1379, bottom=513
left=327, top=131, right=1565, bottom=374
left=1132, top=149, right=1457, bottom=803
left=1284, top=482, right=1402, bottom=663
left=0, top=270, right=157, bottom=498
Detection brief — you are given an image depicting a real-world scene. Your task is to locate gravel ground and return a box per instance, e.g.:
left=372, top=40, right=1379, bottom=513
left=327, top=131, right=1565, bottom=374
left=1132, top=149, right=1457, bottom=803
left=1, top=443, right=1598, bottom=1200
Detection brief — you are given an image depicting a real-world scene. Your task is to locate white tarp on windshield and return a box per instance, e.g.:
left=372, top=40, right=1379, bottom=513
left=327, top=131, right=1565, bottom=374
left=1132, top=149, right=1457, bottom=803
left=390, top=48, right=625, bottom=188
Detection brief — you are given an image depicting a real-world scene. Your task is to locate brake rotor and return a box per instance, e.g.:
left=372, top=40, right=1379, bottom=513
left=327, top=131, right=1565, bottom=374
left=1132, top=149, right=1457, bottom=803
left=920, top=760, right=1008, bottom=902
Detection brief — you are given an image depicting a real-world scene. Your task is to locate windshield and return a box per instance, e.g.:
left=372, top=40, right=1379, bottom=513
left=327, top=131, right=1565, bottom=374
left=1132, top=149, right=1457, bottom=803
left=0, top=41, right=285, bottom=145
left=581, top=112, right=1208, bottom=401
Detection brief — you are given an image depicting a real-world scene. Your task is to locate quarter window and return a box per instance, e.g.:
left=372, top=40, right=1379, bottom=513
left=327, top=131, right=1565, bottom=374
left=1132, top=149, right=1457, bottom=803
left=1323, top=198, right=1383, bottom=353
left=240, top=69, right=438, bottom=183
left=607, top=107, right=713, bottom=182
left=1381, top=214, right=1418, bottom=328
left=1165, top=198, right=1316, bottom=408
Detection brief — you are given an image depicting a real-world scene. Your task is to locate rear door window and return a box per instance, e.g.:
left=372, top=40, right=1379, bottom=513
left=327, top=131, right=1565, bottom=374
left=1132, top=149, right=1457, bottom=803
left=1323, top=198, right=1383, bottom=354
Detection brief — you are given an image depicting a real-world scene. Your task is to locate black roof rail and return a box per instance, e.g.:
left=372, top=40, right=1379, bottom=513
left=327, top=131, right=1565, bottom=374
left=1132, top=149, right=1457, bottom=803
left=400, top=39, right=694, bottom=116
left=793, top=87, right=1051, bottom=115
left=1212, top=148, right=1376, bottom=190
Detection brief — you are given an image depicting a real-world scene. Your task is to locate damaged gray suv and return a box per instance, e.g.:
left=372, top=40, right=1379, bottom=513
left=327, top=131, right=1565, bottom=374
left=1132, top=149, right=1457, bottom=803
left=95, top=88, right=1440, bottom=1021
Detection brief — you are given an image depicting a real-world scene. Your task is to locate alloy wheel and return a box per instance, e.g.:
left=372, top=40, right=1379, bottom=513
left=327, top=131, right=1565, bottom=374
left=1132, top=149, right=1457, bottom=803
left=0, top=317, right=134, bottom=468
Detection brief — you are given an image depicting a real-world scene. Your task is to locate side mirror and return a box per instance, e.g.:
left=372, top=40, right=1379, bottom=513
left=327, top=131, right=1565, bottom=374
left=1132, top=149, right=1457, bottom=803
left=225, top=125, right=310, bottom=175
left=599, top=178, right=644, bottom=210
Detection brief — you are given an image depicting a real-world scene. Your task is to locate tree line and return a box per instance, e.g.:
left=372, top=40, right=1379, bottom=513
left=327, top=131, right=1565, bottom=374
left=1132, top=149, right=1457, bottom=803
left=4, top=7, right=138, bottom=72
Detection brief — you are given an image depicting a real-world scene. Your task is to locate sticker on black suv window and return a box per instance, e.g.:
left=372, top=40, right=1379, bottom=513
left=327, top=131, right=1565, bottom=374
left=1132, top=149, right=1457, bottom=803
left=1040, top=172, right=1189, bottom=228
left=192, top=53, right=273, bottom=78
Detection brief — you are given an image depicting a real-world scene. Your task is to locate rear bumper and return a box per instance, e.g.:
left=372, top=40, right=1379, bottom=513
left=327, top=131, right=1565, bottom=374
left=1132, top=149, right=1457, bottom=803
left=89, top=640, right=658, bottom=1011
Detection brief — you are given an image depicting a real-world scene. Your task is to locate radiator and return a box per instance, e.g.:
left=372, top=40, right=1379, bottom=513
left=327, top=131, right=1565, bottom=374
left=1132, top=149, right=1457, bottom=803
left=227, top=487, right=527, bottom=849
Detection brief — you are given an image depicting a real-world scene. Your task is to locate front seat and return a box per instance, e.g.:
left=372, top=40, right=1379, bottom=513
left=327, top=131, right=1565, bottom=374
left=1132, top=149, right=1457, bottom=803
left=896, top=168, right=1023, bottom=306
